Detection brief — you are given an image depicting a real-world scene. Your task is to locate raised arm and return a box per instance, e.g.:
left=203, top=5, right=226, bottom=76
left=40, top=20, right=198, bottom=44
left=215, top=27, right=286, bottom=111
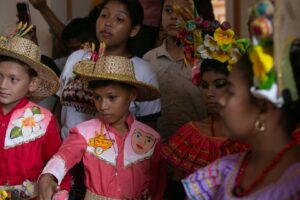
left=29, top=0, right=65, bottom=39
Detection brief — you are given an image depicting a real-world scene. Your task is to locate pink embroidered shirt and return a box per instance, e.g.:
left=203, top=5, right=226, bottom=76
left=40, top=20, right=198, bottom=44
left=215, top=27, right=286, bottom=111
left=43, top=114, right=166, bottom=199
left=0, top=97, right=69, bottom=189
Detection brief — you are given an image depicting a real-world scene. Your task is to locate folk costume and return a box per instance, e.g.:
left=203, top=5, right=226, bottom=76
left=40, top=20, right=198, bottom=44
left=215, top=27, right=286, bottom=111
left=42, top=56, right=166, bottom=200
left=0, top=27, right=69, bottom=199
left=183, top=0, right=300, bottom=199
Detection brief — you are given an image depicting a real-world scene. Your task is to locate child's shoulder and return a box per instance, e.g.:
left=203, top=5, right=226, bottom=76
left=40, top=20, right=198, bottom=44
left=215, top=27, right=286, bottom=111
left=75, top=118, right=99, bottom=129
left=26, top=101, right=54, bottom=116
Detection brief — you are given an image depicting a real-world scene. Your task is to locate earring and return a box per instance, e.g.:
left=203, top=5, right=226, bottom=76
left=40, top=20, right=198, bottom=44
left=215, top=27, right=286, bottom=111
left=255, top=120, right=265, bottom=132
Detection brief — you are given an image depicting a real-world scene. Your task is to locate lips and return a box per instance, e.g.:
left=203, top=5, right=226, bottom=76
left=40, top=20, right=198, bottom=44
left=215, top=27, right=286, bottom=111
left=100, top=31, right=112, bottom=38
left=0, top=92, right=10, bottom=97
left=136, top=144, right=144, bottom=150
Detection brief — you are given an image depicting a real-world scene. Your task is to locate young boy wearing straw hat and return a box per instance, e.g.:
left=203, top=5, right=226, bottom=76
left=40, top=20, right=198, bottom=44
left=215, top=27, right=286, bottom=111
left=38, top=55, right=166, bottom=200
left=0, top=34, right=70, bottom=199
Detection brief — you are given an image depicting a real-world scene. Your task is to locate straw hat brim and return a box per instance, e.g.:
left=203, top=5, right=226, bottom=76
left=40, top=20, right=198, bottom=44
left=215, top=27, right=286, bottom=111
left=0, top=47, right=59, bottom=97
left=73, top=61, right=160, bottom=101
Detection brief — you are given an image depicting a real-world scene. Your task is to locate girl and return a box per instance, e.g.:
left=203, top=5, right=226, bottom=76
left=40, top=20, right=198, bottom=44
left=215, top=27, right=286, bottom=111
left=37, top=55, right=165, bottom=200
left=182, top=0, right=300, bottom=198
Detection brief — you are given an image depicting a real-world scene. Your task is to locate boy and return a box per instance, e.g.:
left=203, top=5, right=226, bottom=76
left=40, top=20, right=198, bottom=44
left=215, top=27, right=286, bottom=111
left=38, top=56, right=166, bottom=200
left=0, top=35, right=69, bottom=199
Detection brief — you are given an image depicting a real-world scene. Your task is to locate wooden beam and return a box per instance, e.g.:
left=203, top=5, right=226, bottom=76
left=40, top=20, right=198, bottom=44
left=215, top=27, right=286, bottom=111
left=67, top=0, right=72, bottom=20
left=233, top=0, right=241, bottom=37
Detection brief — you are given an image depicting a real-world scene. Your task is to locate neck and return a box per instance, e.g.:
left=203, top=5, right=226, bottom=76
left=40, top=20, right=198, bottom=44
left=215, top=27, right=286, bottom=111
left=104, top=45, right=131, bottom=58
left=247, top=126, right=297, bottom=166
left=1, top=100, right=21, bottom=115
left=165, top=36, right=183, bottom=60
left=110, top=114, right=129, bottom=137
left=209, top=114, right=228, bottom=137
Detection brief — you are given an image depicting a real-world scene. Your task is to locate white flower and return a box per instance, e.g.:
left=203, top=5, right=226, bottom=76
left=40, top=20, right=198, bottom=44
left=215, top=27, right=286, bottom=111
left=197, top=45, right=212, bottom=59
left=203, top=34, right=219, bottom=51
left=12, top=108, right=44, bottom=137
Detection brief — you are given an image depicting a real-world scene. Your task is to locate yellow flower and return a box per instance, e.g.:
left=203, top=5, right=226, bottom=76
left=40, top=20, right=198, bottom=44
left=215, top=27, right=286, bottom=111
left=249, top=45, right=273, bottom=82
left=213, top=27, right=235, bottom=46
left=0, top=190, right=8, bottom=200
left=212, top=50, right=230, bottom=63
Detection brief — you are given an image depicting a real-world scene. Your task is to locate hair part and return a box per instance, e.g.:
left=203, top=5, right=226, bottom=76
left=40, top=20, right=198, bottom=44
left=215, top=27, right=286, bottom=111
left=0, top=55, right=38, bottom=78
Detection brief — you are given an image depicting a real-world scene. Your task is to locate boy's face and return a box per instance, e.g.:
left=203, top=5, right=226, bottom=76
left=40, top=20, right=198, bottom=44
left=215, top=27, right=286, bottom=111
left=162, top=0, right=193, bottom=38
left=0, top=61, right=38, bottom=113
left=92, top=83, right=137, bottom=128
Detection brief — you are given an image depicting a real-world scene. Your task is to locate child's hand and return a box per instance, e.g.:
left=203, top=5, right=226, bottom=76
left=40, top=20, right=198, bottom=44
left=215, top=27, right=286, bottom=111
left=37, top=174, right=59, bottom=200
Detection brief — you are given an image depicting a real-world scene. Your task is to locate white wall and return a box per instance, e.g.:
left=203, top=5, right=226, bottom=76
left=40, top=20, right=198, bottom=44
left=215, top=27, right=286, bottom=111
left=0, top=0, right=92, bottom=57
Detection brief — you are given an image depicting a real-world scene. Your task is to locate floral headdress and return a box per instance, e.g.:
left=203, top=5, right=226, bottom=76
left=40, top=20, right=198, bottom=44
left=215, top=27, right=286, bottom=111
left=248, top=0, right=300, bottom=107
left=174, top=3, right=249, bottom=85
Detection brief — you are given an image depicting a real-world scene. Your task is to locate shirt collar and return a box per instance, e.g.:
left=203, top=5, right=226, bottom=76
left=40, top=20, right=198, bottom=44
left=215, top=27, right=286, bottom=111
left=101, top=113, right=135, bottom=139
left=156, top=39, right=184, bottom=61
left=0, top=97, right=29, bottom=116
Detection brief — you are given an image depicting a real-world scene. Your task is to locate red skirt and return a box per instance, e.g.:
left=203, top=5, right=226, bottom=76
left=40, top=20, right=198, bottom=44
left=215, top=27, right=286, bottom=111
left=161, top=121, right=248, bottom=173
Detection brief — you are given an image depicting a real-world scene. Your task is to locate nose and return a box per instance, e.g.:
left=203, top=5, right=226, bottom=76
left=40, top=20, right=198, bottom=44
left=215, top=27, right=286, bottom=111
left=0, top=78, right=8, bottom=89
left=206, top=86, right=216, bottom=99
left=218, top=92, right=227, bottom=107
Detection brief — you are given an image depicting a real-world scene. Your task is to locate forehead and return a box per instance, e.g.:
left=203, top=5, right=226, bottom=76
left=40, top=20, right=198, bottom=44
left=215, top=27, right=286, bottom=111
left=102, top=0, right=129, bottom=14
left=0, top=61, right=28, bottom=74
left=163, top=0, right=193, bottom=7
left=92, top=83, right=130, bottom=94
left=201, top=71, right=227, bottom=82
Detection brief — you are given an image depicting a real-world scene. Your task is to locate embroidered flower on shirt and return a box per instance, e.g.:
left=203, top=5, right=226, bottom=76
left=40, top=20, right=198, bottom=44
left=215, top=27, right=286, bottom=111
left=88, top=131, right=114, bottom=155
left=10, top=107, right=44, bottom=139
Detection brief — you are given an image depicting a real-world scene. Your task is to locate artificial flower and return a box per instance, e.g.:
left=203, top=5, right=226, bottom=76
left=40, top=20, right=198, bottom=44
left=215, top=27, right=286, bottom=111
left=214, top=27, right=235, bottom=46
left=249, top=45, right=273, bottom=82
left=197, top=45, right=212, bottom=59
left=212, top=50, right=231, bottom=63
left=203, top=34, right=219, bottom=51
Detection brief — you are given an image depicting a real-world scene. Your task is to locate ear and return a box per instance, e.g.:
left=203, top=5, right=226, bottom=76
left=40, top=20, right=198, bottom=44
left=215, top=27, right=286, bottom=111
left=129, top=25, right=141, bottom=38
left=28, top=77, right=40, bottom=93
left=256, top=99, right=276, bottom=121
left=129, top=89, right=138, bottom=101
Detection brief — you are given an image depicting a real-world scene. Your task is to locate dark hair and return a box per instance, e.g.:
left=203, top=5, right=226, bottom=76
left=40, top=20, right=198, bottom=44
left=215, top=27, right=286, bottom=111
left=236, top=49, right=300, bottom=134
left=98, top=0, right=144, bottom=55
left=99, top=0, right=144, bottom=27
left=200, top=59, right=229, bottom=78
left=88, top=80, right=135, bottom=91
left=161, top=0, right=215, bottom=21
left=0, top=55, right=37, bottom=78
left=61, top=17, right=96, bottom=43
left=282, top=40, right=300, bottom=133
left=194, top=0, right=215, bottom=21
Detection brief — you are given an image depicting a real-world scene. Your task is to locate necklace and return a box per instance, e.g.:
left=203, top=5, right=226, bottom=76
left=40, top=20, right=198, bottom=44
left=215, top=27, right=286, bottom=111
left=232, top=140, right=296, bottom=197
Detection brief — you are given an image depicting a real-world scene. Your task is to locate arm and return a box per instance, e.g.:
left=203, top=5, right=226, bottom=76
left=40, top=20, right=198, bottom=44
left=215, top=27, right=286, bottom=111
left=150, top=142, right=167, bottom=200
left=29, top=0, right=65, bottom=39
left=39, top=128, right=88, bottom=199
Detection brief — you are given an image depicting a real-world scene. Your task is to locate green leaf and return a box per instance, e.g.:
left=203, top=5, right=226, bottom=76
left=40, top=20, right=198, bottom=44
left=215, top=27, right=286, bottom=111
left=10, top=127, right=22, bottom=139
left=31, top=106, right=41, bottom=114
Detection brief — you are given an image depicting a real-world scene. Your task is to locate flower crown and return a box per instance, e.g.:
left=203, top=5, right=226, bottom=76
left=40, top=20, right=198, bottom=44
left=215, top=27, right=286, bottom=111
left=248, top=0, right=288, bottom=107
left=174, top=4, right=249, bottom=85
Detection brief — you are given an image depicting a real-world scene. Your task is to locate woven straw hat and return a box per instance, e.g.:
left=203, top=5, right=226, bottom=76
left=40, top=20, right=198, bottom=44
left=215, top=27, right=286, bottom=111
left=73, top=56, right=160, bottom=101
left=0, top=37, right=59, bottom=97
